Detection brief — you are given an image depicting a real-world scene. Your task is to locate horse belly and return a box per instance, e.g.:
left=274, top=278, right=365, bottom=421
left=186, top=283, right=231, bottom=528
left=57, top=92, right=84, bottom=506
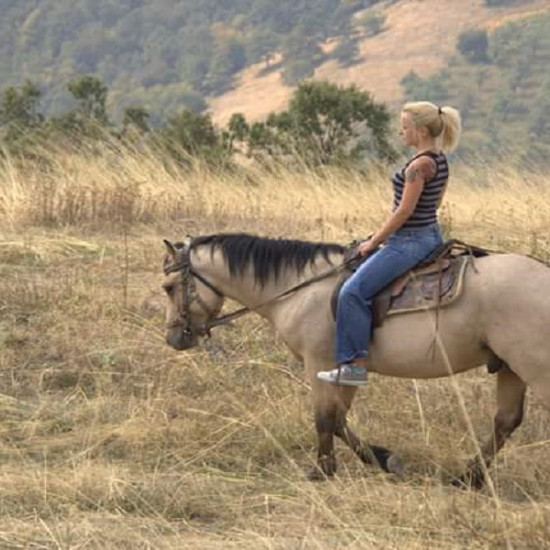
left=368, top=306, right=488, bottom=379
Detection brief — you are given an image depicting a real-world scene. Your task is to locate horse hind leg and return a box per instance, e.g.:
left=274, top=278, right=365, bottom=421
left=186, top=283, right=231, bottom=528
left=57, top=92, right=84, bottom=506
left=453, top=364, right=526, bottom=489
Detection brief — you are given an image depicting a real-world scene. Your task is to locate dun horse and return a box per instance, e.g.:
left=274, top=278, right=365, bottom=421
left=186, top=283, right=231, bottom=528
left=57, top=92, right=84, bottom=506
left=162, top=232, right=550, bottom=486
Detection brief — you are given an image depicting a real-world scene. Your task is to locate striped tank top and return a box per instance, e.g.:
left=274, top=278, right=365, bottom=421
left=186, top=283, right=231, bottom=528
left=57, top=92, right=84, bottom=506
left=391, top=151, right=449, bottom=228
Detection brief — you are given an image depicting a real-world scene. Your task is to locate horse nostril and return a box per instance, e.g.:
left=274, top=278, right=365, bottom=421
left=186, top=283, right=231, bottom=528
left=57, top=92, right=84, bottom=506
left=166, top=329, right=197, bottom=350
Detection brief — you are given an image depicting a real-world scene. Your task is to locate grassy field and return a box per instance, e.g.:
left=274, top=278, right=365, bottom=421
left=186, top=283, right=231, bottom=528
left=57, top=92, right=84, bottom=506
left=1, top=144, right=550, bottom=549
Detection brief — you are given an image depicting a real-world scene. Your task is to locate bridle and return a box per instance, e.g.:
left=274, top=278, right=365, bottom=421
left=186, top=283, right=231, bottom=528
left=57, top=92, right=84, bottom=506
left=163, top=241, right=225, bottom=339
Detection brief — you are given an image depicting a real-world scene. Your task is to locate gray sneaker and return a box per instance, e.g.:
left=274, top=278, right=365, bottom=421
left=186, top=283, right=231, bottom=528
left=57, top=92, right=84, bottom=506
left=316, top=363, right=367, bottom=386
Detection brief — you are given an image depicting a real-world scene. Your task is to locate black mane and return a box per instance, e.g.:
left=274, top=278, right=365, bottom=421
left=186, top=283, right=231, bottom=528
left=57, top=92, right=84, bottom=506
left=191, top=233, right=345, bottom=287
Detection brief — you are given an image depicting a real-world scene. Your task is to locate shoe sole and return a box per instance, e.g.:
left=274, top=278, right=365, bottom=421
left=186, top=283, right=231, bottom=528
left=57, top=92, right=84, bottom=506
left=316, top=375, right=367, bottom=386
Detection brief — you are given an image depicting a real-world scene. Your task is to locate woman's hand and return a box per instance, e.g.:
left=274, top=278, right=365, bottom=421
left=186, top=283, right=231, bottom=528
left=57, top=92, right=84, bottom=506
left=357, top=238, right=378, bottom=257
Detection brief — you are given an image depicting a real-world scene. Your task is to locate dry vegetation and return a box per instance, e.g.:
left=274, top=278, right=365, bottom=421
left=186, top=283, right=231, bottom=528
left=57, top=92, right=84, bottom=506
left=1, top=143, right=550, bottom=549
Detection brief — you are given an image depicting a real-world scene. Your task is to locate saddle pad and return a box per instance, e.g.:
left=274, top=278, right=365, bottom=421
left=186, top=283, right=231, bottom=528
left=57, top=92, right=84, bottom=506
left=331, top=255, right=469, bottom=327
left=379, top=255, right=468, bottom=320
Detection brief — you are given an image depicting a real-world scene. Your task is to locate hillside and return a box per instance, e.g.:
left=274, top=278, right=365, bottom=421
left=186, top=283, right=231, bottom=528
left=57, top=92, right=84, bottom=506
left=0, top=0, right=367, bottom=120
left=2, top=0, right=550, bottom=164
left=209, top=0, right=550, bottom=125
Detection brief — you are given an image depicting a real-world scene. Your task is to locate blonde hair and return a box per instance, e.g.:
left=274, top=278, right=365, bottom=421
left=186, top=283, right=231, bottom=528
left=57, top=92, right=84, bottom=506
left=402, top=101, right=462, bottom=153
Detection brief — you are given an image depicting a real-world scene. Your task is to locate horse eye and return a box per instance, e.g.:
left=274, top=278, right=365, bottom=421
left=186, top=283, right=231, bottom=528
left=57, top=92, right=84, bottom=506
left=163, top=284, right=175, bottom=295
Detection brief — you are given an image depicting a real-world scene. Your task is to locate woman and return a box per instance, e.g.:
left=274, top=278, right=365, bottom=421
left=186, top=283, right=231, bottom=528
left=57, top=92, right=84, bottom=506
left=317, top=101, right=462, bottom=386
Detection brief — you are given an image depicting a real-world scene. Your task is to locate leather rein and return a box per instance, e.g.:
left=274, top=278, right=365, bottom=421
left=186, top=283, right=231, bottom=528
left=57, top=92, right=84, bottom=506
left=163, top=242, right=359, bottom=338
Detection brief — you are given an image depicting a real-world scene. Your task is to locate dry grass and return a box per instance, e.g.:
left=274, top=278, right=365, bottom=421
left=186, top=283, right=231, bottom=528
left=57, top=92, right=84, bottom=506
left=1, top=143, right=550, bottom=549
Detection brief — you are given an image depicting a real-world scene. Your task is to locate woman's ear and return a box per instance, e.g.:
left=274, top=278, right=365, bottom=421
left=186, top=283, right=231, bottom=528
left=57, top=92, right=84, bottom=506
left=418, top=125, right=430, bottom=139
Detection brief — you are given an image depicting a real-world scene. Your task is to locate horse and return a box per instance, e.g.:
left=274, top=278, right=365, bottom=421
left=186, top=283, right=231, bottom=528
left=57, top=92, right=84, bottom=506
left=161, top=232, right=550, bottom=487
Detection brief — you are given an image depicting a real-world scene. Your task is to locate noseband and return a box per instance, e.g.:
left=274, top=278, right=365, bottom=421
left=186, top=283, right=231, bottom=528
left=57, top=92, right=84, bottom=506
left=164, top=243, right=224, bottom=338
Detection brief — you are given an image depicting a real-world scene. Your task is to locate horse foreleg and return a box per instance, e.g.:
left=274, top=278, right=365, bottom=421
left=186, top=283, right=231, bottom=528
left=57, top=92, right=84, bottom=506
left=308, top=383, right=339, bottom=481
left=334, top=386, right=405, bottom=476
left=308, top=379, right=403, bottom=480
left=453, top=365, right=526, bottom=489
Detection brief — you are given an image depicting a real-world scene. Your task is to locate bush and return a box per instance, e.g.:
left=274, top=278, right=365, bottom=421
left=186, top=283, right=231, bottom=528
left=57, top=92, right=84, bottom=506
left=457, top=29, right=489, bottom=63
left=357, top=11, right=386, bottom=37
left=333, top=37, right=359, bottom=66
left=400, top=70, right=450, bottom=104
left=282, top=58, right=316, bottom=86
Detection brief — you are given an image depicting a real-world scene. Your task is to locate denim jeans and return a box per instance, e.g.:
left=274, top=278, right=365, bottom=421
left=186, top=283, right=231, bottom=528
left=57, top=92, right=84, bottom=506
left=335, top=223, right=443, bottom=364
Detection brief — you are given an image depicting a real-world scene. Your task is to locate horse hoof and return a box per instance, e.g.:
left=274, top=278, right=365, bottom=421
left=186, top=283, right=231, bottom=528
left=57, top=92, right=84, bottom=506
left=450, top=476, right=467, bottom=489
left=451, top=472, right=485, bottom=490
left=306, top=467, right=333, bottom=482
left=386, top=454, right=406, bottom=478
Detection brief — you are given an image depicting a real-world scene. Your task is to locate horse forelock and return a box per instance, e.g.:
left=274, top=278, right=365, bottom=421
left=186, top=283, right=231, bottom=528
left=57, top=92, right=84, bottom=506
left=191, top=233, right=345, bottom=287
left=163, top=241, right=186, bottom=273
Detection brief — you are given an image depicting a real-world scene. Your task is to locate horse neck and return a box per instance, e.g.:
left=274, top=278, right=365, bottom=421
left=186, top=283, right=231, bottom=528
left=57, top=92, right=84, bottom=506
left=192, top=246, right=343, bottom=319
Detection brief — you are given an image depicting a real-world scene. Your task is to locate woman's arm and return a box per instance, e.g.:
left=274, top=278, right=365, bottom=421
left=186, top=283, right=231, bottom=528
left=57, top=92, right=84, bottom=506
left=358, top=157, right=436, bottom=255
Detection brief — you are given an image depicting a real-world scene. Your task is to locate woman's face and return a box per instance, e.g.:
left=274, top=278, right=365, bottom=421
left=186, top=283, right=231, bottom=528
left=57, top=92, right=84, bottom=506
left=399, top=112, right=418, bottom=147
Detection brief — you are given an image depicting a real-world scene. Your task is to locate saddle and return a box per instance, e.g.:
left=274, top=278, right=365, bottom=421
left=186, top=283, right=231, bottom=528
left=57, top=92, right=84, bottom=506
left=331, top=240, right=486, bottom=328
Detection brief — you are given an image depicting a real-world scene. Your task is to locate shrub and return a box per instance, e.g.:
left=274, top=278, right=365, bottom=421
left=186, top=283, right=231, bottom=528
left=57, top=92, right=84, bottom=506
left=457, top=29, right=489, bottom=63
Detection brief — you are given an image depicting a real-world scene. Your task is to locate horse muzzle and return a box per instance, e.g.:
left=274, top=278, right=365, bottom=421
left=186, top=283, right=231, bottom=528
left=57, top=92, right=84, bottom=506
left=165, top=328, right=199, bottom=350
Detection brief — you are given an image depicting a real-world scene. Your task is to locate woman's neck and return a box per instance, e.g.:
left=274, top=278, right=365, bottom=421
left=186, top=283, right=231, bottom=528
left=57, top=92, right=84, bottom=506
left=414, top=137, right=438, bottom=154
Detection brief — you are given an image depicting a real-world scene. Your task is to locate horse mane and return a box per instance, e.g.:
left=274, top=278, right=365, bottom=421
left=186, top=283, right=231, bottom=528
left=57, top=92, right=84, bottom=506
left=191, top=233, right=345, bottom=287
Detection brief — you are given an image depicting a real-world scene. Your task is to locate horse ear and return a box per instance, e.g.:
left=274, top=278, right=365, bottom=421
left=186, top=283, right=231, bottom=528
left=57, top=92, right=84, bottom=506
left=163, top=239, right=176, bottom=257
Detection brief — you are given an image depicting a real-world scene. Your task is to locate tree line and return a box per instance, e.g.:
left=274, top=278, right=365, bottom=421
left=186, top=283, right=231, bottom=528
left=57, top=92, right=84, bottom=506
left=0, top=76, right=396, bottom=168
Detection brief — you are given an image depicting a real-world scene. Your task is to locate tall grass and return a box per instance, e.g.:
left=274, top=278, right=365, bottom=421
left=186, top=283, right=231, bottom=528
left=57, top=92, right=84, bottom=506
left=0, top=142, right=549, bottom=548
left=2, top=140, right=549, bottom=256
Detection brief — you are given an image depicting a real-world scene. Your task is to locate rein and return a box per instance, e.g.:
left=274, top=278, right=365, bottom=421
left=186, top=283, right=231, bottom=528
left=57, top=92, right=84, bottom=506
left=206, top=255, right=358, bottom=330
left=164, top=244, right=360, bottom=335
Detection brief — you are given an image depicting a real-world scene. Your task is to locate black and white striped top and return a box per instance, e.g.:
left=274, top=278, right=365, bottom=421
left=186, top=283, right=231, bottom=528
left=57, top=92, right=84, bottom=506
left=391, top=151, right=449, bottom=228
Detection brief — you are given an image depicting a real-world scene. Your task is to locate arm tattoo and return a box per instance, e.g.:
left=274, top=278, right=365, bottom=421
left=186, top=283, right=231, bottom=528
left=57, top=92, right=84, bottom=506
left=405, top=166, right=421, bottom=183
left=405, top=160, right=436, bottom=184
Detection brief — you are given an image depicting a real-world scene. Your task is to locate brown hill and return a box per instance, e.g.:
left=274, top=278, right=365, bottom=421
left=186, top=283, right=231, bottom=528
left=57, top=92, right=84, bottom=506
left=208, top=0, right=550, bottom=126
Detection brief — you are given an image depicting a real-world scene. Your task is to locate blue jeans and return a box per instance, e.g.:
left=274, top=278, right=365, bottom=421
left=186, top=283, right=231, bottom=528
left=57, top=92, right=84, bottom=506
left=335, top=223, right=443, bottom=364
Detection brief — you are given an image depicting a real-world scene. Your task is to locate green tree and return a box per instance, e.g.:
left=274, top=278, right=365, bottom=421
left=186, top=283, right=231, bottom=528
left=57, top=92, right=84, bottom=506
left=155, top=108, right=227, bottom=166
left=204, top=35, right=246, bottom=94
left=282, top=58, right=317, bottom=86
left=457, top=29, right=489, bottom=63
left=0, top=79, right=44, bottom=150
left=224, top=112, right=250, bottom=154
left=227, top=113, right=248, bottom=140
left=400, top=70, right=450, bottom=104
left=281, top=26, right=323, bottom=85
left=485, top=0, right=515, bottom=6
left=489, top=22, right=521, bottom=66
left=67, top=74, right=109, bottom=124
left=245, top=29, right=279, bottom=67
left=333, top=36, right=360, bottom=67
left=240, top=80, right=396, bottom=165
left=122, top=106, right=150, bottom=135
left=528, top=80, right=550, bottom=143
left=0, top=80, right=43, bottom=129
left=357, top=11, right=386, bottom=37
